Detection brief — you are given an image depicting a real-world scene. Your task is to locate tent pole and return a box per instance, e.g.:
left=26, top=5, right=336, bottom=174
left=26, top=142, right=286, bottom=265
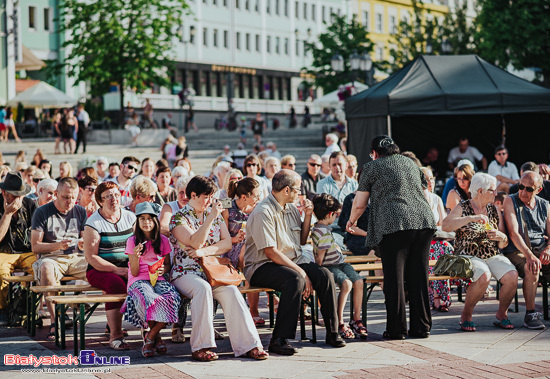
left=387, top=115, right=392, bottom=137
left=501, top=114, right=506, bottom=146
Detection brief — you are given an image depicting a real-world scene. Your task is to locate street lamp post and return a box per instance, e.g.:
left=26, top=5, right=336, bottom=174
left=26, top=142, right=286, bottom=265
left=331, top=51, right=375, bottom=87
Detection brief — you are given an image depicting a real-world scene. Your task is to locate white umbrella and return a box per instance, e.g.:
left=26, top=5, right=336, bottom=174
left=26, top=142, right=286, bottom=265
left=314, top=82, right=369, bottom=109
left=7, top=81, right=77, bottom=108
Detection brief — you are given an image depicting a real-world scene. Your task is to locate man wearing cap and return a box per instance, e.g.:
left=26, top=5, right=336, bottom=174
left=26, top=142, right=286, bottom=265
left=0, top=172, right=37, bottom=325
left=31, top=177, right=88, bottom=334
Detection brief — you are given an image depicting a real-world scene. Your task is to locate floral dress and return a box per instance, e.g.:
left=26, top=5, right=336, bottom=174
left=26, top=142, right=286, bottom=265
left=428, top=240, right=454, bottom=308
left=222, top=200, right=248, bottom=269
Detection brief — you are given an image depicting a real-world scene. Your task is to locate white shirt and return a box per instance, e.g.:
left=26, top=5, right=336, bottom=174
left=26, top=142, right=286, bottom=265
left=77, top=110, right=90, bottom=126
left=447, top=146, right=483, bottom=167
left=106, top=176, right=133, bottom=207
left=488, top=160, right=520, bottom=185
left=323, top=143, right=341, bottom=156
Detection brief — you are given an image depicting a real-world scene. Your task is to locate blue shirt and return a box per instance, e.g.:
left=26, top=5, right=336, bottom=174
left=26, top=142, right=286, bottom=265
left=0, top=109, right=5, bottom=124
left=316, top=174, right=358, bottom=204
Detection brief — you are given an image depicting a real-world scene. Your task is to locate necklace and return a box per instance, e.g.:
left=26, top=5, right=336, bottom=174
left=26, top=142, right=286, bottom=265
left=470, top=200, right=486, bottom=215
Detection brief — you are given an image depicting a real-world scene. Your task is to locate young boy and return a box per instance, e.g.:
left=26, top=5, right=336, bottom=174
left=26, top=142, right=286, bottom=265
left=311, top=194, right=368, bottom=339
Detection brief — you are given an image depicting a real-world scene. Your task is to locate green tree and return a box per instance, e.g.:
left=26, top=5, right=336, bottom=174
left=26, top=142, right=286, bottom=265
left=476, top=0, right=550, bottom=87
left=440, top=2, right=477, bottom=55
left=59, top=0, right=189, bottom=123
left=304, top=14, right=373, bottom=93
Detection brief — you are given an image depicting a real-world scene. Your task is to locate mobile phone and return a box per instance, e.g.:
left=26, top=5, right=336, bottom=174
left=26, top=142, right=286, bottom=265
left=220, top=198, right=232, bottom=209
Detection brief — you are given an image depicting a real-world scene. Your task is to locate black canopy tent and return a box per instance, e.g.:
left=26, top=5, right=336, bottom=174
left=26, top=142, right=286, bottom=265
left=345, top=55, right=550, bottom=170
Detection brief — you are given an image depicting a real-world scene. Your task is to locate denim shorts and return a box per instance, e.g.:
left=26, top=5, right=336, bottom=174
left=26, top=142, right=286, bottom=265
left=325, top=263, right=363, bottom=286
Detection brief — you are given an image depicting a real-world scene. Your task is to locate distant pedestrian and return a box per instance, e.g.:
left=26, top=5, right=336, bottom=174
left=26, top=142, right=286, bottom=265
left=74, top=104, right=90, bottom=154
left=143, top=99, right=157, bottom=129
left=289, top=106, right=297, bottom=128
left=251, top=113, right=265, bottom=145
left=5, top=107, right=21, bottom=142
left=187, top=107, right=198, bottom=132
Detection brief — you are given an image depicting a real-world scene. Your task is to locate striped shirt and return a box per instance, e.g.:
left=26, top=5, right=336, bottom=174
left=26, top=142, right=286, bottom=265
left=311, top=223, right=344, bottom=266
left=85, top=209, right=136, bottom=267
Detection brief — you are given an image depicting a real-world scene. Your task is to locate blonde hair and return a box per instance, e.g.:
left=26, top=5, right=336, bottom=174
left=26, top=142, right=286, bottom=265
left=129, top=176, right=157, bottom=198
left=222, top=168, right=244, bottom=192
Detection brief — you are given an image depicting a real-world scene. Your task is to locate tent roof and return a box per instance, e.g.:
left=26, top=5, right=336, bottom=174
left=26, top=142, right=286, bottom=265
left=15, top=46, right=46, bottom=71
left=345, top=55, right=550, bottom=119
left=313, top=82, right=368, bottom=108
left=7, top=81, right=76, bottom=108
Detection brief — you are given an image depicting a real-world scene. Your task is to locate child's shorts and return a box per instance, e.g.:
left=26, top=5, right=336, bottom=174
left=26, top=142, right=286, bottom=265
left=326, top=262, right=363, bottom=286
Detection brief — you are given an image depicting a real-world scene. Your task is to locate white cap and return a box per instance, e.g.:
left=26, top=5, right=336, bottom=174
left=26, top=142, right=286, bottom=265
left=457, top=159, right=474, bottom=170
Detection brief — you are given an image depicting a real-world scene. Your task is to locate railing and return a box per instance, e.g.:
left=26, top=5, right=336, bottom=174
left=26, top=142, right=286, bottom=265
left=103, top=92, right=318, bottom=114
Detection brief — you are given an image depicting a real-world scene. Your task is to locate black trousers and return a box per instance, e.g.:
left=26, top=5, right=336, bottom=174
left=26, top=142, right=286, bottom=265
left=378, top=228, right=434, bottom=336
left=250, top=261, right=338, bottom=340
left=74, top=121, right=87, bottom=153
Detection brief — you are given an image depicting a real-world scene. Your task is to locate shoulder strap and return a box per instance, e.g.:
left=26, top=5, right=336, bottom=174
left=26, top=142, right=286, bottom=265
left=518, top=205, right=532, bottom=250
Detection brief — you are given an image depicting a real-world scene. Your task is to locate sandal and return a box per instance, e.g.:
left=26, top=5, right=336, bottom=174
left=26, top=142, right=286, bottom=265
left=155, top=335, right=167, bottom=354
left=142, top=337, right=155, bottom=357
left=253, top=316, right=265, bottom=326
left=110, top=337, right=130, bottom=351
left=192, top=348, right=218, bottom=362
left=460, top=320, right=476, bottom=332
left=46, top=323, right=56, bottom=341
left=349, top=319, right=368, bottom=339
left=435, top=305, right=449, bottom=312
left=245, top=347, right=269, bottom=360
left=171, top=326, right=185, bottom=343
left=338, top=323, right=355, bottom=339
left=493, top=318, right=514, bottom=329
left=105, top=324, right=129, bottom=337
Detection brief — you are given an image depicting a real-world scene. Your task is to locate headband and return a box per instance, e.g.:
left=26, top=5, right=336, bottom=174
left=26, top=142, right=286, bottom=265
left=379, top=138, right=394, bottom=148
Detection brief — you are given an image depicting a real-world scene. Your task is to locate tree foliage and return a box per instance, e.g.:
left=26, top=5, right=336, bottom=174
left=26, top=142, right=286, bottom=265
left=476, top=0, right=550, bottom=87
left=304, top=14, right=373, bottom=93
left=59, top=0, right=189, bottom=121
left=440, top=2, right=477, bottom=55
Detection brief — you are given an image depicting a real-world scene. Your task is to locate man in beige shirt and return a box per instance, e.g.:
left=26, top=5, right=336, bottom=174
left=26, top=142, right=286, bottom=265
left=244, top=170, right=345, bottom=356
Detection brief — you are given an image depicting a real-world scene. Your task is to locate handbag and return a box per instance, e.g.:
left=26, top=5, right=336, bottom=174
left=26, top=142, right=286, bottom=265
left=433, top=254, right=474, bottom=279
left=199, top=256, right=242, bottom=287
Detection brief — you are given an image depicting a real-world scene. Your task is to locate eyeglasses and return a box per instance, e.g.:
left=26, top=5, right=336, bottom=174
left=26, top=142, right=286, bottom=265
left=308, top=162, right=321, bottom=167
left=518, top=184, right=537, bottom=193
left=249, top=193, right=261, bottom=200
left=33, top=178, right=44, bottom=184
left=84, top=186, right=96, bottom=192
left=126, top=165, right=138, bottom=172
left=456, top=178, right=469, bottom=183
left=246, top=163, right=258, bottom=167
left=289, top=186, right=302, bottom=194
left=427, top=177, right=435, bottom=182
left=101, top=192, right=121, bottom=200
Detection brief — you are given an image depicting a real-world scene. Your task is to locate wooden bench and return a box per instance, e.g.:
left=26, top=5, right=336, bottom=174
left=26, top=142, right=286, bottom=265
left=29, top=285, right=98, bottom=337
left=344, top=255, right=380, bottom=264
left=47, top=294, right=126, bottom=355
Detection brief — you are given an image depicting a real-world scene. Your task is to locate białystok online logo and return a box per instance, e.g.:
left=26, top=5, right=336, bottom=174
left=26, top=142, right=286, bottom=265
left=4, top=350, right=130, bottom=367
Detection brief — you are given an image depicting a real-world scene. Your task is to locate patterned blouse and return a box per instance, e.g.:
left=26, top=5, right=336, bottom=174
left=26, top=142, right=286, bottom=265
left=222, top=200, right=248, bottom=268
left=169, top=204, right=226, bottom=281
left=359, top=154, right=436, bottom=249
left=454, top=200, right=500, bottom=259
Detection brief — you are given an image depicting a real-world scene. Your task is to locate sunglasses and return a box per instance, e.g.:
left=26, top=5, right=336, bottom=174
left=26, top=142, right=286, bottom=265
left=308, top=162, right=321, bottom=167
left=518, top=184, right=537, bottom=193
left=126, top=165, right=138, bottom=172
left=246, top=163, right=258, bottom=167
left=33, top=178, right=44, bottom=183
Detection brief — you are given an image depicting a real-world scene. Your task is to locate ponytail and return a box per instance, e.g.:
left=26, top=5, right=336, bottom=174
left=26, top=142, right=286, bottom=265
left=228, top=177, right=260, bottom=199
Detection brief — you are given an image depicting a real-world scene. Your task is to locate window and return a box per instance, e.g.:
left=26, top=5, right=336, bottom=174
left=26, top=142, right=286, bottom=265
left=223, top=0, right=227, bottom=6
left=375, top=12, right=383, bottom=33
left=266, top=36, right=271, bottom=53
left=255, top=0, right=259, bottom=11
left=284, top=0, right=288, bottom=16
left=275, top=37, right=280, bottom=53
left=303, top=40, right=307, bottom=56
left=213, top=0, right=217, bottom=4
left=295, top=2, right=299, bottom=18
left=329, top=8, right=334, bottom=22
left=246, top=33, right=250, bottom=50
left=389, top=15, right=396, bottom=34
left=245, top=0, right=250, bottom=10
left=376, top=46, right=384, bottom=61
left=190, top=26, right=196, bottom=43
left=275, top=0, right=279, bottom=15
left=236, top=32, right=241, bottom=49
left=255, top=34, right=260, bottom=51
left=203, top=0, right=207, bottom=4
left=363, top=11, right=369, bottom=30
left=303, top=2, right=307, bottom=19
left=203, top=27, right=208, bottom=46
left=224, top=30, right=229, bottom=48
left=236, top=0, right=239, bottom=8
left=311, top=4, right=315, bottom=20
left=266, top=0, right=270, bottom=13
left=28, top=6, right=36, bottom=29
left=295, top=39, right=300, bottom=56
left=284, top=38, right=289, bottom=54
left=322, top=6, right=326, bottom=22
left=213, top=29, right=219, bottom=47
left=43, top=8, right=51, bottom=31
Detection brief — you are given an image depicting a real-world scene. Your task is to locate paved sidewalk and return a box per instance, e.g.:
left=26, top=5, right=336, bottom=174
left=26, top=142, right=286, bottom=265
left=1, top=283, right=549, bottom=378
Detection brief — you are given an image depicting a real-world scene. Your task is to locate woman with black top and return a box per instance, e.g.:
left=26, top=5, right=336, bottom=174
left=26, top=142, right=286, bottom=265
left=346, top=135, right=436, bottom=340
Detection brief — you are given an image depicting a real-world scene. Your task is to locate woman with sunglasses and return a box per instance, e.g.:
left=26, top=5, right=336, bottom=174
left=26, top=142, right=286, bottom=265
left=442, top=173, right=516, bottom=332
left=243, top=154, right=269, bottom=200
left=77, top=176, right=99, bottom=217
left=83, top=181, right=136, bottom=350
left=25, top=169, right=47, bottom=202
left=446, top=163, right=475, bottom=213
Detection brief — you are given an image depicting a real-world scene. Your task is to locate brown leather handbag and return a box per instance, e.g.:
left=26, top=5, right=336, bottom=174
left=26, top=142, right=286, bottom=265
left=199, top=256, right=242, bottom=287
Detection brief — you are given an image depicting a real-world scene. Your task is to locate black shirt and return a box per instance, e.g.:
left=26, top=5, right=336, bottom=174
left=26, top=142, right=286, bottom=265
left=0, top=194, right=37, bottom=253
left=301, top=171, right=319, bottom=200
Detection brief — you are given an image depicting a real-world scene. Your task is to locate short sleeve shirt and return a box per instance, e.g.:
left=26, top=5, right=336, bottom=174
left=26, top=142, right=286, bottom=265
left=488, top=160, right=520, bottom=185
left=316, top=175, right=358, bottom=204
left=125, top=234, right=171, bottom=287
left=311, top=223, right=344, bottom=266
left=243, top=194, right=308, bottom=281
left=447, top=146, right=484, bottom=165
left=31, top=202, right=87, bottom=255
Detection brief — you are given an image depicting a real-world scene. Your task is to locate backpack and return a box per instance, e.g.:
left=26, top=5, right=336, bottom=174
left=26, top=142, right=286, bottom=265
left=8, top=283, right=29, bottom=327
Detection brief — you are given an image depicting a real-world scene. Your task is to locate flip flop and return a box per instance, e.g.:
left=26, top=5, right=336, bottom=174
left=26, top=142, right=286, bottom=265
left=459, top=320, right=476, bottom=332
left=493, top=318, right=514, bottom=329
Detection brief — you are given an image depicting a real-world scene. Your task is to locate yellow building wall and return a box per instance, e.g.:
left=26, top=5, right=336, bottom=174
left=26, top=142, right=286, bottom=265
left=357, top=0, right=449, bottom=63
